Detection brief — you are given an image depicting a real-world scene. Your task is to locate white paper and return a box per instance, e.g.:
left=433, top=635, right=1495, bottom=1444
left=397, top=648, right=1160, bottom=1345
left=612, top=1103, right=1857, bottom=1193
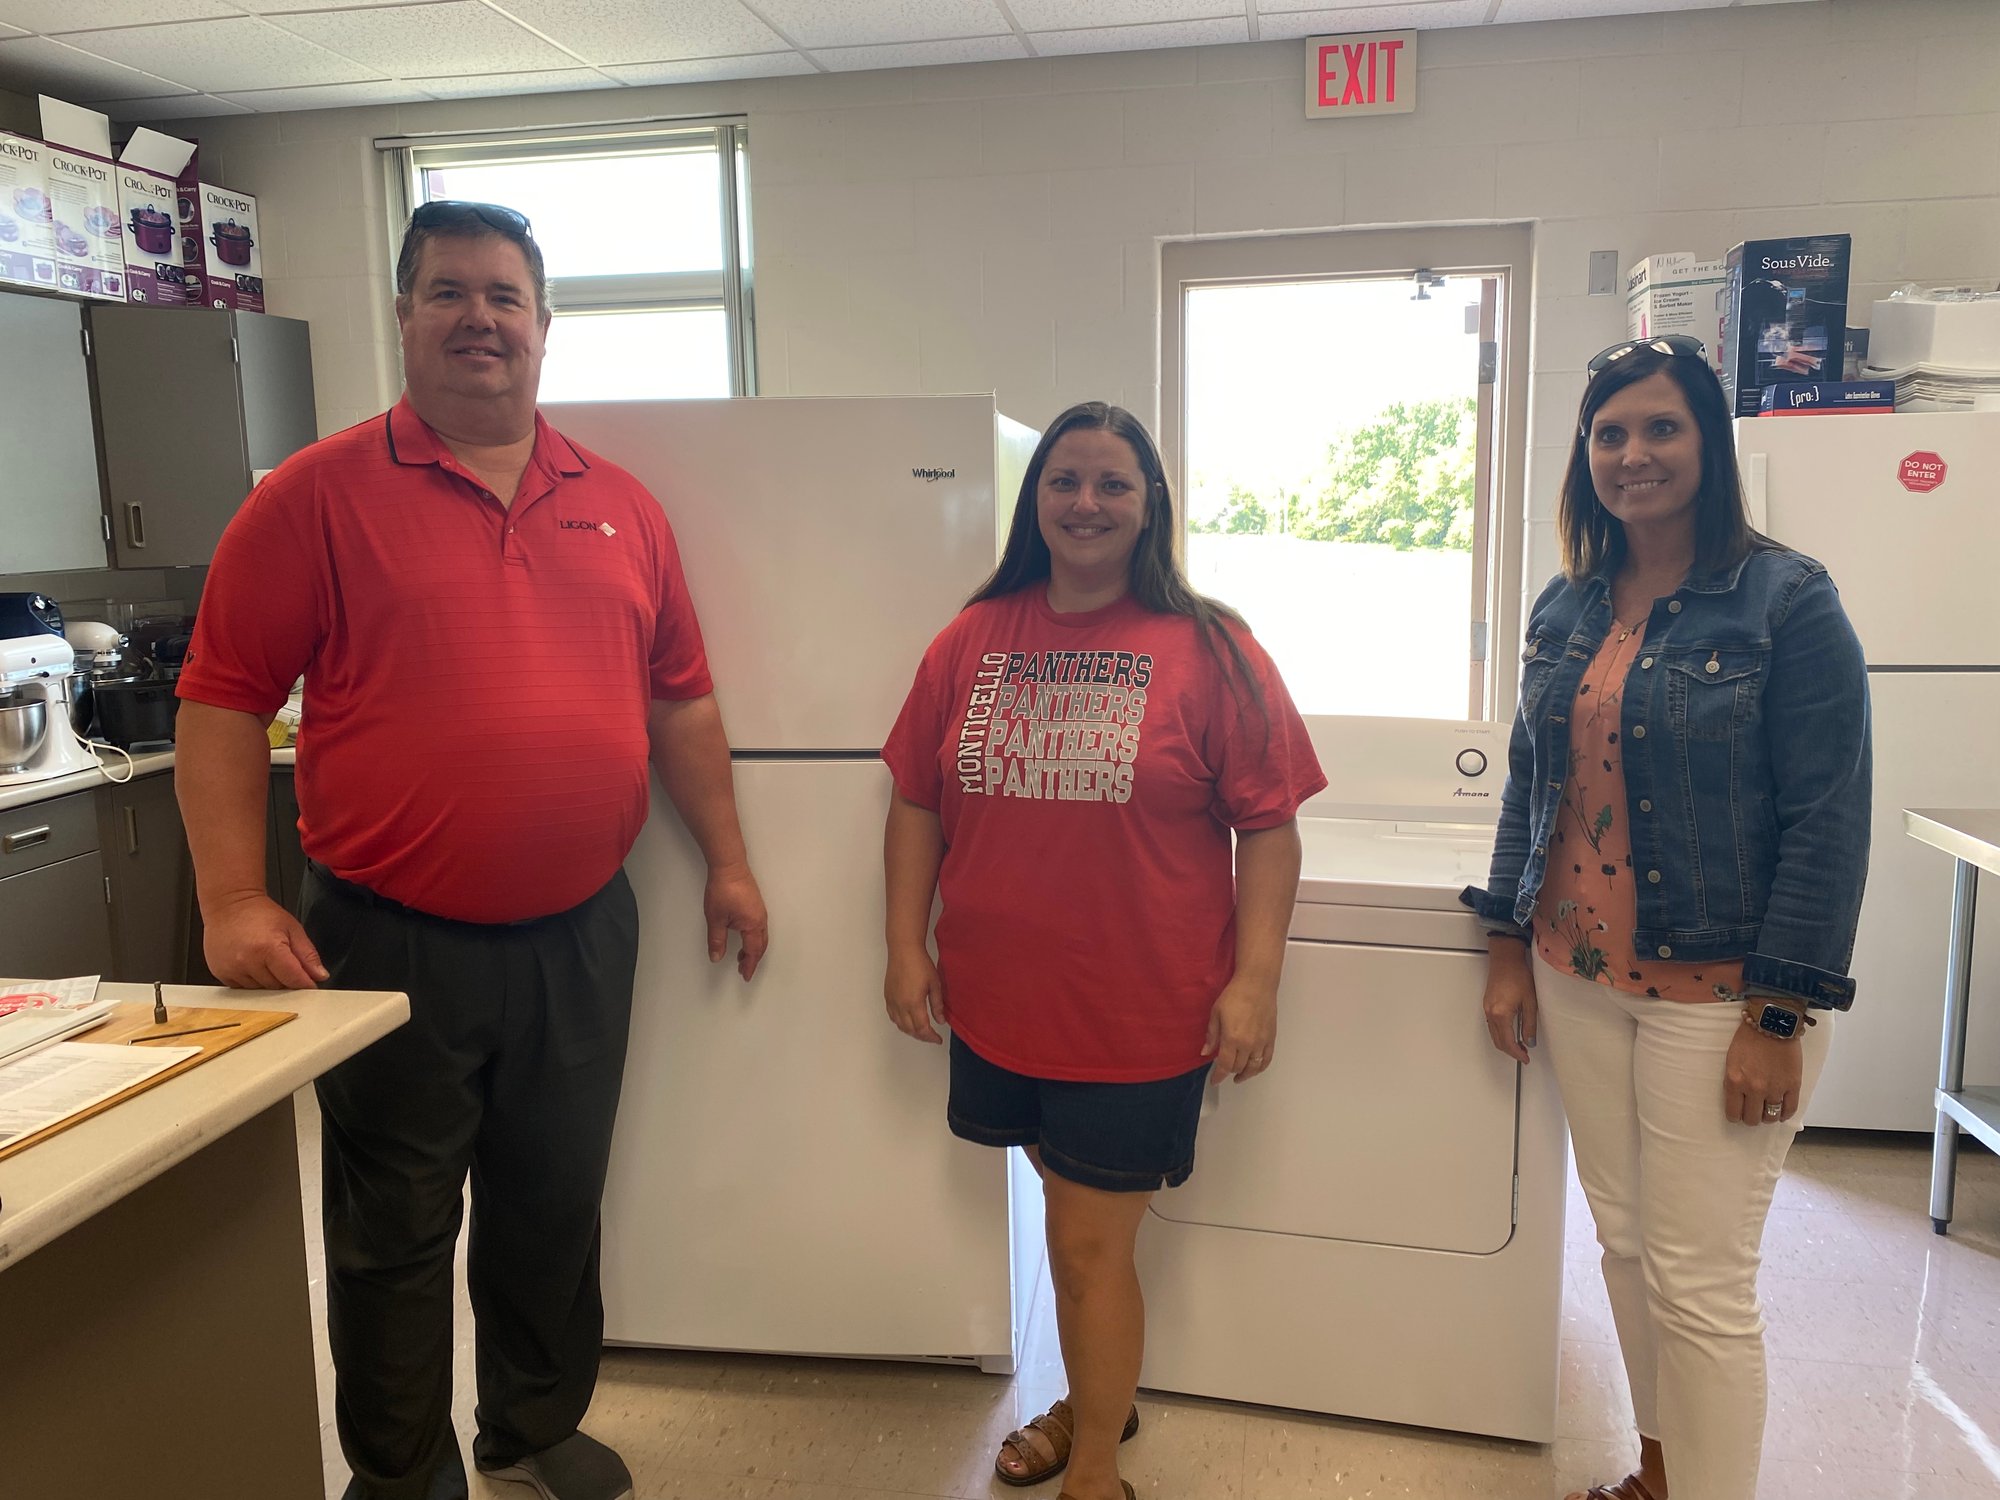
left=0, top=1040, right=197, bottom=1147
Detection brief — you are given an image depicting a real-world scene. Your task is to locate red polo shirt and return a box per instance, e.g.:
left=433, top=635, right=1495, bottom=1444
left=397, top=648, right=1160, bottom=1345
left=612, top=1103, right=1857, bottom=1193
left=179, top=397, right=712, bottom=923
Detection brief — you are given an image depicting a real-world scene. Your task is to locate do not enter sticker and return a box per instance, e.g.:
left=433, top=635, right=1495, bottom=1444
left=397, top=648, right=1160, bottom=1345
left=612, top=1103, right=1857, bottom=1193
left=1900, top=452, right=1947, bottom=493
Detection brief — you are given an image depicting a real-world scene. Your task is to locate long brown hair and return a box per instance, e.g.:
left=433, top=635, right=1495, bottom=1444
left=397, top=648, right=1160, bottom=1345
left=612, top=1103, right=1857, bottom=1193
left=969, top=401, right=1266, bottom=725
left=1557, top=348, right=1763, bottom=581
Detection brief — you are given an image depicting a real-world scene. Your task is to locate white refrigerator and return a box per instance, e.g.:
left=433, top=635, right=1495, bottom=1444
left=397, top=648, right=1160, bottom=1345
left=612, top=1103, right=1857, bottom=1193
left=547, top=395, right=1037, bottom=1367
left=1736, top=411, right=2000, bottom=1130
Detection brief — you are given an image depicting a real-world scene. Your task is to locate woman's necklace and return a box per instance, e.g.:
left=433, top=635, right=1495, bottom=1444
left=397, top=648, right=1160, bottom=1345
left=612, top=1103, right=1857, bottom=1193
left=1613, top=616, right=1643, bottom=643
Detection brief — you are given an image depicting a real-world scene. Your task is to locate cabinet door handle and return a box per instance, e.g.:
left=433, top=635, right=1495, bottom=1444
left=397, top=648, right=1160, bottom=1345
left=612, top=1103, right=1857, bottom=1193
left=124, top=805, right=139, bottom=855
left=126, top=501, right=146, bottom=549
left=3, top=825, right=52, bottom=853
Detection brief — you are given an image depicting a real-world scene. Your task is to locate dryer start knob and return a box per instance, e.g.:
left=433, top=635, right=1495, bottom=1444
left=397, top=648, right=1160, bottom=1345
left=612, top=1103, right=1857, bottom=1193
left=1456, top=748, right=1488, bottom=778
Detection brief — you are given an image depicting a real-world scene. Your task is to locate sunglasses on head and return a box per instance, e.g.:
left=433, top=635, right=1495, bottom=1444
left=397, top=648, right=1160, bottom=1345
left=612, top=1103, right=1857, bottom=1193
left=1587, top=334, right=1706, bottom=375
left=411, top=199, right=534, bottom=238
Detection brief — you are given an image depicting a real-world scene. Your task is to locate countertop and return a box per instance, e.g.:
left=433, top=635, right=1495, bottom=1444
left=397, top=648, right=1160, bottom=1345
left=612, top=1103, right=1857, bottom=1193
left=0, top=982, right=406, bottom=1269
left=0, top=744, right=295, bottom=814
left=1905, top=809, right=2000, bottom=881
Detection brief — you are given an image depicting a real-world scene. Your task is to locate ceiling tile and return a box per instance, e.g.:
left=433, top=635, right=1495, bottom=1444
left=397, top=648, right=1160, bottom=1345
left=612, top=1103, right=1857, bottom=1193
left=64, top=17, right=380, bottom=93
left=813, top=35, right=1029, bottom=72
left=489, top=0, right=788, bottom=67
left=9, top=0, right=239, bottom=30
left=0, top=35, right=195, bottom=103
left=753, top=0, right=1011, bottom=49
left=1492, top=0, right=1728, bottom=19
left=216, top=79, right=432, bottom=111
left=1256, top=2, right=1488, bottom=37
left=98, top=92, right=255, bottom=121
left=1009, top=0, right=1236, bottom=28
left=271, top=2, right=581, bottom=77
left=414, top=67, right=621, bottom=99
left=1031, top=16, right=1250, bottom=54
left=603, top=52, right=817, bottom=86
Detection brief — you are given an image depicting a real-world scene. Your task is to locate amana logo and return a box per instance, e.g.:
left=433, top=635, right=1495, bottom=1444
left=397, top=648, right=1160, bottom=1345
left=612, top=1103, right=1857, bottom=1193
left=912, top=467, right=955, bottom=482
left=1451, top=787, right=1492, bottom=798
left=560, top=519, right=617, bottom=536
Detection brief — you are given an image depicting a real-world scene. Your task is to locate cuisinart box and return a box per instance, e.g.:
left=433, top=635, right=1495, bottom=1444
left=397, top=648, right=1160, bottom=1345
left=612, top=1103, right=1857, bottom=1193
left=0, top=130, right=55, bottom=291
left=40, top=96, right=126, bottom=302
left=1719, top=234, right=1852, bottom=417
left=116, top=127, right=197, bottom=306
left=1625, top=253, right=1726, bottom=369
left=181, top=176, right=262, bottom=313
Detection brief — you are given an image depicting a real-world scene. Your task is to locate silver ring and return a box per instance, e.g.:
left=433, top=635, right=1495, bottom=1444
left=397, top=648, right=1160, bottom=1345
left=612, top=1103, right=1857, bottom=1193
left=1763, top=1103, right=1783, bottom=1119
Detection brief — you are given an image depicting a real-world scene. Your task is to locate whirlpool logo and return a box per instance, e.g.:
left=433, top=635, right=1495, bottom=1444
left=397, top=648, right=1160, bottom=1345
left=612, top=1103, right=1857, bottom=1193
left=560, top=519, right=617, bottom=536
left=912, top=467, right=956, bottom=482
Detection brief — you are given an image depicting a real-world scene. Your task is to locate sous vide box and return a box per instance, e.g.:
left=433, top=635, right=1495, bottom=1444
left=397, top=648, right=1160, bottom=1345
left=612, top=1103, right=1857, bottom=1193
left=1719, top=234, right=1852, bottom=417
left=181, top=176, right=262, bottom=313
left=115, top=127, right=197, bottom=306
left=0, top=130, right=55, bottom=291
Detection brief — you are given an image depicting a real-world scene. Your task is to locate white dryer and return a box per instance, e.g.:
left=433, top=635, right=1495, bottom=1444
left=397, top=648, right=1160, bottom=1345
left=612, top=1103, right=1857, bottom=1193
left=1135, top=716, right=1567, bottom=1442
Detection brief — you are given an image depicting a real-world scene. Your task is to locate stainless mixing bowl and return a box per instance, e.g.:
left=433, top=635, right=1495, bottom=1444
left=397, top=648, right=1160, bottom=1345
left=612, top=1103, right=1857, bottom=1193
left=0, top=697, right=49, bottom=772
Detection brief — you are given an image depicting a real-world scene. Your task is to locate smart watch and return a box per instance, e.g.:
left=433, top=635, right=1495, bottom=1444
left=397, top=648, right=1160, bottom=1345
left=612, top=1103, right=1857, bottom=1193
left=1742, top=999, right=1809, bottom=1040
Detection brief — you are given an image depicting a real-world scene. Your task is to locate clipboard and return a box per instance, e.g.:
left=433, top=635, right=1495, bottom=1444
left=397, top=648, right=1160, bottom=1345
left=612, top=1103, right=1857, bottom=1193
left=0, top=1001, right=295, bottom=1163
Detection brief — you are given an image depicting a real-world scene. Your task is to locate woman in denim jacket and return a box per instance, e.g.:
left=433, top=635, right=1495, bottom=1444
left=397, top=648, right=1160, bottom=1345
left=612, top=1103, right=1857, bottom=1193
left=1462, top=337, right=1870, bottom=1500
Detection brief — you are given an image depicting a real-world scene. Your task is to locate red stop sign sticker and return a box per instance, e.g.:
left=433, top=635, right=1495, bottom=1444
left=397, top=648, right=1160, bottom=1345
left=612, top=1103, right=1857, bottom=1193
left=1900, top=451, right=1947, bottom=493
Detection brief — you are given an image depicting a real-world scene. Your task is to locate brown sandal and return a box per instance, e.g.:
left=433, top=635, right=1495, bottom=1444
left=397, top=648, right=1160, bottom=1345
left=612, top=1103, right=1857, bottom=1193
left=1058, top=1485, right=1135, bottom=1500
left=1567, top=1477, right=1660, bottom=1500
left=994, top=1398, right=1141, bottom=1487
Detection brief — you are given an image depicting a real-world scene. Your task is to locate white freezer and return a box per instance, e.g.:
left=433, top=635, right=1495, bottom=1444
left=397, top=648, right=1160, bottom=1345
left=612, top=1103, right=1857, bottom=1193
left=1737, top=411, right=2000, bottom=666
left=548, top=394, right=1036, bottom=750
left=1809, top=672, right=2000, bottom=1131
left=1735, top=412, right=2000, bottom=1129
left=601, top=758, right=1014, bottom=1364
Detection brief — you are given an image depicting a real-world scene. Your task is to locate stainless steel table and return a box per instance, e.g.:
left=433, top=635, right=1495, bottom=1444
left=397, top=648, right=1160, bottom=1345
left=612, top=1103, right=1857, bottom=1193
left=1905, top=809, right=2000, bottom=1234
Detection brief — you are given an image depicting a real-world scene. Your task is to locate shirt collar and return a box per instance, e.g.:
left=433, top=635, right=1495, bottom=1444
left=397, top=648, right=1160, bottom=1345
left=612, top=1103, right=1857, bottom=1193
left=385, top=394, right=589, bottom=478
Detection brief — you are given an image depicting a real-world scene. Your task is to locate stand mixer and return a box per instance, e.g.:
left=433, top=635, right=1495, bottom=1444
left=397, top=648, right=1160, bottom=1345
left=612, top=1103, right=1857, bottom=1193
left=0, top=593, right=100, bottom=786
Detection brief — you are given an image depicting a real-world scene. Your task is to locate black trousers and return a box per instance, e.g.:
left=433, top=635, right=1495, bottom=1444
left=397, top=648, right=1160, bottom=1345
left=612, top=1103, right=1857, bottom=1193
left=303, top=862, right=640, bottom=1500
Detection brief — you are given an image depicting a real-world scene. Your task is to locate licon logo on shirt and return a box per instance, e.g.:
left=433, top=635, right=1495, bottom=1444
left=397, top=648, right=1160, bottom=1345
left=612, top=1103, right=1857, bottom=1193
left=559, top=519, right=617, bottom=537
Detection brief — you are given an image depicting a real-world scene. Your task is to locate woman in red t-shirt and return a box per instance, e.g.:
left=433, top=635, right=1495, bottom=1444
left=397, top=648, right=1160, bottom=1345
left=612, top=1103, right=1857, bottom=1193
left=882, top=401, right=1325, bottom=1500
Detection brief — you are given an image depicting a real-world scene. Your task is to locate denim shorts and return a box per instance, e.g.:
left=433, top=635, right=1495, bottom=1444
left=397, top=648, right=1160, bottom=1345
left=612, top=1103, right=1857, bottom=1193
left=946, top=1033, right=1211, bottom=1193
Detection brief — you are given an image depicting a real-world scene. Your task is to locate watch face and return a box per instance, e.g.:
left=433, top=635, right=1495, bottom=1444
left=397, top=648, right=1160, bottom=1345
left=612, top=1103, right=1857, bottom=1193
left=1759, top=1005, right=1800, bottom=1040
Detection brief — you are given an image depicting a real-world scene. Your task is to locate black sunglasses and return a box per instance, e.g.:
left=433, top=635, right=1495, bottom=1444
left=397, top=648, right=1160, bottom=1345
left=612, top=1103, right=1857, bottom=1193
left=1587, top=334, right=1706, bottom=375
left=411, top=199, right=534, bottom=238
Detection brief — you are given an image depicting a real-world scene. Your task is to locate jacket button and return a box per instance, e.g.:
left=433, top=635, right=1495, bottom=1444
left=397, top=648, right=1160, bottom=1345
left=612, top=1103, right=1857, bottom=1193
left=1632, top=725, right=1646, bottom=739
left=1647, top=869, right=1662, bottom=883
left=1668, top=600, right=1683, bottom=613
left=1705, top=660, right=1720, bottom=674
left=1639, top=799, right=1652, bottom=812
left=1657, top=945, right=1673, bottom=958
left=1641, top=656, right=1654, bottom=669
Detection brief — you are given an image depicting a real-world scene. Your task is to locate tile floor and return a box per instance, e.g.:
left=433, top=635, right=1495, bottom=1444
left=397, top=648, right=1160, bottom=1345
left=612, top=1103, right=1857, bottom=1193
left=296, top=1091, right=2000, bottom=1499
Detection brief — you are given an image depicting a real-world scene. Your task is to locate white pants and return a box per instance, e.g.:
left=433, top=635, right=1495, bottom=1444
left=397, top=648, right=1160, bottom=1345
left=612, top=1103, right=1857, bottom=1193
left=1533, top=956, right=1832, bottom=1500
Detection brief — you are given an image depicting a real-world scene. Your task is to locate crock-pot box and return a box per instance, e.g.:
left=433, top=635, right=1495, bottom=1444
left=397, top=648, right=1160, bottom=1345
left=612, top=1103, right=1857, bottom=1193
left=39, top=95, right=124, bottom=302
left=182, top=179, right=262, bottom=314
left=115, top=126, right=196, bottom=307
left=0, top=131, right=56, bottom=292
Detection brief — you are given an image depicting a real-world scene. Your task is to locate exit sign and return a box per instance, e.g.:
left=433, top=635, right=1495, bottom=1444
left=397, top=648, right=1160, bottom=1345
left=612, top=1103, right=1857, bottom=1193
left=1307, top=30, right=1416, bottom=118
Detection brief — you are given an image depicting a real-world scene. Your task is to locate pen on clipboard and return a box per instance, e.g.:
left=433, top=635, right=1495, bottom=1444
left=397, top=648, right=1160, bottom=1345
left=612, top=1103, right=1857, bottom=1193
left=129, top=1021, right=240, bottom=1044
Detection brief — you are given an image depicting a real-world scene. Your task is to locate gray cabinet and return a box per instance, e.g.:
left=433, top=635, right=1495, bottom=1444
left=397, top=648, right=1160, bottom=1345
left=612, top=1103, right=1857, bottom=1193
left=87, top=305, right=317, bottom=569
left=0, top=792, right=113, bottom=978
left=0, top=292, right=107, bottom=572
left=97, top=771, right=192, bottom=983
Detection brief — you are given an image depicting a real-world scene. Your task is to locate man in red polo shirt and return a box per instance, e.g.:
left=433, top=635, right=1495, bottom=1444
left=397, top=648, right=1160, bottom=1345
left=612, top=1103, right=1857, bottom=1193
left=175, top=201, right=767, bottom=1500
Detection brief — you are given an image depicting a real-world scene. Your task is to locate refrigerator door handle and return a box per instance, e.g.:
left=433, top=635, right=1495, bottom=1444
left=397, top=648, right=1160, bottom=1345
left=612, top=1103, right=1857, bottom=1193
left=1744, top=452, right=1769, bottom=534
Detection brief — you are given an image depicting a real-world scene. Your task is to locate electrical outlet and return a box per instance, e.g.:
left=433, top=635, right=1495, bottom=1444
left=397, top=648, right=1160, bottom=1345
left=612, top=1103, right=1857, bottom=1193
left=1588, top=250, right=1619, bottom=297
